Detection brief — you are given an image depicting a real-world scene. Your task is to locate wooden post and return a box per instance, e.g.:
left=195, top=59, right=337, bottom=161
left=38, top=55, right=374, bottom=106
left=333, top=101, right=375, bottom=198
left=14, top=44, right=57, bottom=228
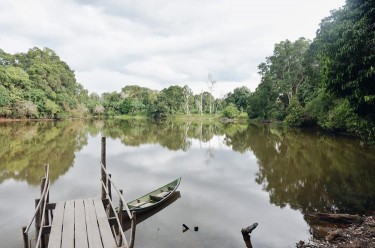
left=129, top=212, right=137, bottom=248
left=35, top=198, right=41, bottom=239
left=22, top=226, right=29, bottom=248
left=101, top=136, right=107, bottom=200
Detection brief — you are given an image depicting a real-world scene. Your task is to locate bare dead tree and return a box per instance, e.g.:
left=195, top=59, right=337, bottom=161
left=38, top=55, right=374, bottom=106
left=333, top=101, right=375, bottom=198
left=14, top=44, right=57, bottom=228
left=207, top=73, right=216, bottom=114
left=183, top=85, right=192, bottom=115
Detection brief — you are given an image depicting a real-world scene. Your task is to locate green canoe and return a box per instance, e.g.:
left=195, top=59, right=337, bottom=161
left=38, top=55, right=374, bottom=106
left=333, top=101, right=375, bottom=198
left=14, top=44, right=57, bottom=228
left=126, top=177, right=181, bottom=213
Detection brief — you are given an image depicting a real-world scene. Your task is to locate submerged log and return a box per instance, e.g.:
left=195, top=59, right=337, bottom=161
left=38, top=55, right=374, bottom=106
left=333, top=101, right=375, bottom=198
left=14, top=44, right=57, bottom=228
left=306, top=213, right=364, bottom=225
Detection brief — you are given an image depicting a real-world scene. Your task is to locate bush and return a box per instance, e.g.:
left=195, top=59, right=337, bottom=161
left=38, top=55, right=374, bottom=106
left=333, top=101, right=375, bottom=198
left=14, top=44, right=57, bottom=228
left=285, top=97, right=306, bottom=126
left=222, top=103, right=240, bottom=118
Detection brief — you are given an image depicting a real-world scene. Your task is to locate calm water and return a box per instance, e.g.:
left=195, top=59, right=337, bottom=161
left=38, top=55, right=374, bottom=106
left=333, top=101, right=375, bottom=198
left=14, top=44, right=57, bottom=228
left=0, top=119, right=374, bottom=248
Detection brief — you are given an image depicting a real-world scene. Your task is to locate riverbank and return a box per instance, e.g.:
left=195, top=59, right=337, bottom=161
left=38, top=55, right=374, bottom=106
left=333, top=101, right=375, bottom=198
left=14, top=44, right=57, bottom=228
left=297, top=214, right=375, bottom=248
left=0, top=118, right=56, bottom=122
left=111, top=113, right=249, bottom=123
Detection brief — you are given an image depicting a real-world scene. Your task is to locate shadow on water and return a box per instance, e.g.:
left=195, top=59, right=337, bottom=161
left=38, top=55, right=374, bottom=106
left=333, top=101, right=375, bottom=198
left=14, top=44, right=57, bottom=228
left=122, top=191, right=181, bottom=231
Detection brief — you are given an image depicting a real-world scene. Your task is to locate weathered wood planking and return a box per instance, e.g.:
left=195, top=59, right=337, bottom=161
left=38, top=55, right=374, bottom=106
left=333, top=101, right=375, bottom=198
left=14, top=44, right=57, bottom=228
left=94, top=198, right=117, bottom=247
left=61, top=200, right=75, bottom=248
left=48, top=202, right=65, bottom=248
left=74, top=199, right=88, bottom=248
left=84, top=198, right=104, bottom=248
left=47, top=198, right=119, bottom=248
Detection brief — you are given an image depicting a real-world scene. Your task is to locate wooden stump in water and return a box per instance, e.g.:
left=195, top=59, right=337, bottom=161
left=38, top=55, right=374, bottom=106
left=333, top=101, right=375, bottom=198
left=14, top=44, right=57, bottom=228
left=241, top=223, right=258, bottom=235
left=241, top=223, right=258, bottom=248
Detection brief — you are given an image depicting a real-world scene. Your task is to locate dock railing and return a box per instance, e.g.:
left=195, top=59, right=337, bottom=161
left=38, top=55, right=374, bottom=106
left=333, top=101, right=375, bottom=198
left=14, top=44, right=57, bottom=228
left=22, top=164, right=52, bottom=248
left=100, top=137, right=136, bottom=248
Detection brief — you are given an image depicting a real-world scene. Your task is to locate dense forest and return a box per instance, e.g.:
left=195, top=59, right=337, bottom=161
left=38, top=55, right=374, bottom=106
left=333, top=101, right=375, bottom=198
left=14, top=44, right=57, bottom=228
left=247, top=0, right=374, bottom=143
left=0, top=48, right=92, bottom=119
left=0, top=0, right=373, bottom=143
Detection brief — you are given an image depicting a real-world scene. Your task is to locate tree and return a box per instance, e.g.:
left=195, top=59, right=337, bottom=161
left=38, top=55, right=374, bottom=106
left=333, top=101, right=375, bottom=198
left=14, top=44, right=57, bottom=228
left=266, top=38, right=310, bottom=105
left=222, top=103, right=240, bottom=118
left=13, top=99, right=39, bottom=118
left=225, top=86, right=251, bottom=112
left=44, top=99, right=61, bottom=118
left=94, top=105, right=105, bottom=117
left=0, top=85, right=12, bottom=117
left=0, top=47, right=90, bottom=118
left=207, top=73, right=216, bottom=114
left=182, top=85, right=192, bottom=115
left=315, top=0, right=375, bottom=123
left=158, top=85, right=184, bottom=115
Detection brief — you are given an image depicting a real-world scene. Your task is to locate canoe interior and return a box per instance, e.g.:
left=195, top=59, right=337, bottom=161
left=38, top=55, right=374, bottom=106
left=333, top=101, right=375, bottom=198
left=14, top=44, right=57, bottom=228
left=126, top=177, right=181, bottom=211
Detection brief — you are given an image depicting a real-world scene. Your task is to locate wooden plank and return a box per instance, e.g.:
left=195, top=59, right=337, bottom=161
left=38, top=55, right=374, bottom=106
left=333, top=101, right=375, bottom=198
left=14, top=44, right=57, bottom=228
left=84, top=198, right=103, bottom=248
left=74, top=199, right=88, bottom=248
left=48, top=202, right=65, bottom=248
left=93, top=198, right=117, bottom=248
left=61, top=200, right=75, bottom=248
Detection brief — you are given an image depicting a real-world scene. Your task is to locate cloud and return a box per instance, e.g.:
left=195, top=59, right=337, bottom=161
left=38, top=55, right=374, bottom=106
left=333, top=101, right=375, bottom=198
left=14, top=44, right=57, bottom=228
left=0, top=0, right=345, bottom=97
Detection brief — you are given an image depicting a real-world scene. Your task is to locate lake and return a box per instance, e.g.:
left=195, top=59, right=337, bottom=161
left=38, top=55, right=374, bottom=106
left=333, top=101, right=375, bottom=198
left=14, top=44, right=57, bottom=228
left=0, top=119, right=374, bottom=247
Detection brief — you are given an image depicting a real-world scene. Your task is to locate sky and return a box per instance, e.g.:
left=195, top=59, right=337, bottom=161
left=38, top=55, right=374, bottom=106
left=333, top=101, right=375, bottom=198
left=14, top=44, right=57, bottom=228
left=0, top=0, right=345, bottom=97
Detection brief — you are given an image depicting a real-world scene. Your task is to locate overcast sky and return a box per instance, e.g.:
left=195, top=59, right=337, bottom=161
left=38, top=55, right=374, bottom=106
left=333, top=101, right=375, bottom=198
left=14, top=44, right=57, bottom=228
left=0, top=0, right=345, bottom=97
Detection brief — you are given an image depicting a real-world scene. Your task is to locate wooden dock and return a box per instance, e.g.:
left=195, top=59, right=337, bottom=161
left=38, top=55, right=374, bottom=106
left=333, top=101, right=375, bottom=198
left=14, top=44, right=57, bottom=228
left=49, top=198, right=117, bottom=248
left=22, top=137, right=136, bottom=248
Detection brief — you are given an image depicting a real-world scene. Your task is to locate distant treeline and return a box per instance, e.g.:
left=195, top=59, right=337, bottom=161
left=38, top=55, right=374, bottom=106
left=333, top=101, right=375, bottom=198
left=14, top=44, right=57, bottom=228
left=0, top=0, right=373, bottom=143
left=0, top=47, right=243, bottom=119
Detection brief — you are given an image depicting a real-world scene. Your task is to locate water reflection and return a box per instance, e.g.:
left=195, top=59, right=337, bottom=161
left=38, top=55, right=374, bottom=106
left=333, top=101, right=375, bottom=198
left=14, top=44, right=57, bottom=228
left=1, top=120, right=374, bottom=214
left=231, top=125, right=375, bottom=214
left=0, top=121, right=88, bottom=185
left=0, top=119, right=374, bottom=247
left=122, top=191, right=181, bottom=231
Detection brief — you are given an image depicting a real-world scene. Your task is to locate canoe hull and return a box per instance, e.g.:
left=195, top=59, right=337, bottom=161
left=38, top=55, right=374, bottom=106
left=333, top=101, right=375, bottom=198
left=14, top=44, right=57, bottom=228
left=125, top=177, right=181, bottom=213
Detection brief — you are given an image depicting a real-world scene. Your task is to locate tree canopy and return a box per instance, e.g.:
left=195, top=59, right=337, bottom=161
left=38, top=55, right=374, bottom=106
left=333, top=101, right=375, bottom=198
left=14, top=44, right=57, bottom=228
left=0, top=47, right=89, bottom=118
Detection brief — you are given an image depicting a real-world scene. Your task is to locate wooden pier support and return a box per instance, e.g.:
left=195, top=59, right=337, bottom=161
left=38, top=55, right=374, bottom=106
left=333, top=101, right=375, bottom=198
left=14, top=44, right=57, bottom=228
left=22, top=226, right=29, bottom=248
left=119, top=190, right=124, bottom=226
left=101, top=137, right=107, bottom=200
left=108, top=174, right=112, bottom=201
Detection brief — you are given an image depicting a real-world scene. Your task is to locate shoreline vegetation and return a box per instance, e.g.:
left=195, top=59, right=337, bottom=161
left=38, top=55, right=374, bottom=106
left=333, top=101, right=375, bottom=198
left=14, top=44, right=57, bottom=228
left=0, top=1, right=373, bottom=145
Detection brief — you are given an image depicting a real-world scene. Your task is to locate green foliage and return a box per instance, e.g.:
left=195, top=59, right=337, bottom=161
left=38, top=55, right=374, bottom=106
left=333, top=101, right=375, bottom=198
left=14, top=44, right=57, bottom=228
left=0, top=47, right=91, bottom=119
left=323, top=99, right=358, bottom=131
left=225, top=86, right=251, bottom=112
left=222, top=103, right=240, bottom=118
left=45, top=99, right=61, bottom=118
left=242, top=0, right=375, bottom=144
left=285, top=97, right=306, bottom=126
left=246, top=78, right=283, bottom=120
left=148, top=101, right=171, bottom=119
left=0, top=85, right=11, bottom=107
left=316, top=0, right=375, bottom=119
